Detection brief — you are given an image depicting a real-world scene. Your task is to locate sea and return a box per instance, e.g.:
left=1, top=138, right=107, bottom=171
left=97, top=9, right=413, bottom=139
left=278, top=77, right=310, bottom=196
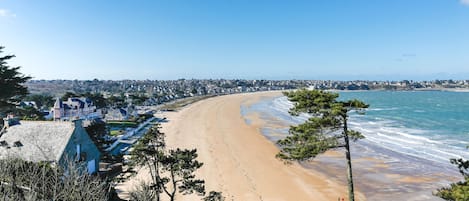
left=241, top=90, right=469, bottom=185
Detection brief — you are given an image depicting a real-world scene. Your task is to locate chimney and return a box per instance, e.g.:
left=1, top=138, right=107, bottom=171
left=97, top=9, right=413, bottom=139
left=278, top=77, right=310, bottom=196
left=3, top=115, right=19, bottom=129
left=3, top=118, right=9, bottom=129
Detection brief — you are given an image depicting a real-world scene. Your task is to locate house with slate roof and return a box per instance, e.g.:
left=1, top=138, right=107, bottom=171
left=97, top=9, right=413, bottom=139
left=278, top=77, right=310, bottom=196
left=0, top=119, right=101, bottom=174
left=53, top=97, right=102, bottom=120
left=105, top=108, right=129, bottom=121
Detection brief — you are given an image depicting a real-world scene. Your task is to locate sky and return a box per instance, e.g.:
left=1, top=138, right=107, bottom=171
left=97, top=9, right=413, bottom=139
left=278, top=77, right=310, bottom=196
left=0, top=0, right=468, bottom=81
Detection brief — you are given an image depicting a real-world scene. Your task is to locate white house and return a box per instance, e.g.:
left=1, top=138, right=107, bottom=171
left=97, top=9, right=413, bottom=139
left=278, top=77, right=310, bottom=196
left=53, top=97, right=102, bottom=120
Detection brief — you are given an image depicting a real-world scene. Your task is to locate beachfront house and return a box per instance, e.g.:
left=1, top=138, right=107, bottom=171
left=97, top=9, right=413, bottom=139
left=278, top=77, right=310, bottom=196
left=0, top=119, right=101, bottom=174
left=105, top=108, right=129, bottom=121
left=18, top=101, right=38, bottom=109
left=53, top=97, right=102, bottom=120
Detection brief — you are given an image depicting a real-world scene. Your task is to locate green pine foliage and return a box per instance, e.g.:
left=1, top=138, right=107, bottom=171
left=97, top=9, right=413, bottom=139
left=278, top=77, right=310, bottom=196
left=203, top=191, right=225, bottom=201
left=435, top=152, right=469, bottom=201
left=277, top=89, right=368, bottom=201
left=276, top=89, right=368, bottom=160
left=129, top=124, right=205, bottom=201
left=0, top=46, right=31, bottom=115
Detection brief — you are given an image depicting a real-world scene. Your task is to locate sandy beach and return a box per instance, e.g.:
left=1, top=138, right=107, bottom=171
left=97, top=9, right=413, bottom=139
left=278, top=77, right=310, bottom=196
left=117, top=91, right=365, bottom=200
left=115, top=91, right=457, bottom=201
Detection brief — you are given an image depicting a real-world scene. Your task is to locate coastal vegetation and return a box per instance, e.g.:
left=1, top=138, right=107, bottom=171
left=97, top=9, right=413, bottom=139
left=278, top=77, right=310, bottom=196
left=0, top=158, right=115, bottom=201
left=128, top=123, right=225, bottom=201
left=277, top=89, right=368, bottom=201
left=107, top=121, right=138, bottom=128
left=0, top=46, right=31, bottom=118
left=202, top=191, right=225, bottom=201
left=129, top=124, right=205, bottom=201
left=435, top=148, right=469, bottom=200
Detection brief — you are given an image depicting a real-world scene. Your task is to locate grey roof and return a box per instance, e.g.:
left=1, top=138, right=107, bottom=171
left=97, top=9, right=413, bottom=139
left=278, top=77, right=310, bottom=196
left=53, top=97, right=63, bottom=108
left=70, top=98, right=85, bottom=108
left=0, top=121, right=75, bottom=162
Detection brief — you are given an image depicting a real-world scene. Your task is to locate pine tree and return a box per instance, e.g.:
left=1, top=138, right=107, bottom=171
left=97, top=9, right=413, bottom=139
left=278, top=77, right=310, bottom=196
left=0, top=46, right=31, bottom=115
left=130, top=124, right=205, bottom=201
left=435, top=148, right=469, bottom=201
left=276, top=89, right=368, bottom=201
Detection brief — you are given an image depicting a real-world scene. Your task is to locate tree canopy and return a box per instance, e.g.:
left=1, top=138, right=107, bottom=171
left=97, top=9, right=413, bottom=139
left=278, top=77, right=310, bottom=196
left=435, top=148, right=469, bottom=200
left=0, top=46, right=31, bottom=115
left=130, top=124, right=205, bottom=201
left=277, top=89, right=368, bottom=161
left=277, top=89, right=368, bottom=201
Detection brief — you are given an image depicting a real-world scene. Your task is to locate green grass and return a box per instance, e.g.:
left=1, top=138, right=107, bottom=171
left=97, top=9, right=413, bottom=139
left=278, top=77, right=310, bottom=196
left=110, top=130, right=124, bottom=136
left=107, top=121, right=138, bottom=128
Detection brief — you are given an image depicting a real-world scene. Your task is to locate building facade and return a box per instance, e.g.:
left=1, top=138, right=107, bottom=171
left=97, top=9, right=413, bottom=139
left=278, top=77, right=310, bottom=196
left=53, top=97, right=102, bottom=120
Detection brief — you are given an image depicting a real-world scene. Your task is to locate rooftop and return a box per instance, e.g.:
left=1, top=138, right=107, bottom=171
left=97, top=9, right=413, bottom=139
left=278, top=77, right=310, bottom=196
left=0, top=121, right=75, bottom=162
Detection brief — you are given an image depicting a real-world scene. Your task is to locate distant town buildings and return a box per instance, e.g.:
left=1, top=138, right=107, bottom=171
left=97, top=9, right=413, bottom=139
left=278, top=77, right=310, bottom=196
left=23, top=79, right=469, bottom=111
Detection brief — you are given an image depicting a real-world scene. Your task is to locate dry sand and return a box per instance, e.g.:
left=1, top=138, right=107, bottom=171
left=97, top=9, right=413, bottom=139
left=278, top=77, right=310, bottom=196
left=117, top=91, right=362, bottom=200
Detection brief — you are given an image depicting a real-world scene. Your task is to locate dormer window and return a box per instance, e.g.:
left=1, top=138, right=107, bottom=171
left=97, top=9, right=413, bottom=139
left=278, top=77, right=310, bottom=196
left=79, top=152, right=87, bottom=162
left=13, top=141, right=23, bottom=147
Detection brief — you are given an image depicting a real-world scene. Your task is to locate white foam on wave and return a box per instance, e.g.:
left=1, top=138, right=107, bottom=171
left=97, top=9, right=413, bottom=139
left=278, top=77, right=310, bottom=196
left=352, top=117, right=469, bottom=163
left=269, top=96, right=310, bottom=124
left=375, top=132, right=423, bottom=145
left=378, top=127, right=441, bottom=144
left=367, top=107, right=399, bottom=111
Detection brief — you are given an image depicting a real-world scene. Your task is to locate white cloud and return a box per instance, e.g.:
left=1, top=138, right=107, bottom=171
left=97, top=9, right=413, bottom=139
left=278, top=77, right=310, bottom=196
left=461, top=0, right=469, bottom=6
left=0, top=9, right=15, bottom=17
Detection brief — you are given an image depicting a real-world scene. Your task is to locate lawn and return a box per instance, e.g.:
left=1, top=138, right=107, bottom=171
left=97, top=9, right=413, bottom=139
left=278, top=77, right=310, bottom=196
left=110, top=130, right=124, bottom=136
left=107, top=121, right=138, bottom=128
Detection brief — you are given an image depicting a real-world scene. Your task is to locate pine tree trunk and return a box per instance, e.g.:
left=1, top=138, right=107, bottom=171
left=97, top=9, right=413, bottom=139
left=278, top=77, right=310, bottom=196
left=343, top=116, right=355, bottom=201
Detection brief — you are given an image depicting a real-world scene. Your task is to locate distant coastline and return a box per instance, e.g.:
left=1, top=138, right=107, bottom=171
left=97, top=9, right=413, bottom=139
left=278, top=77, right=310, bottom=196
left=327, top=88, right=469, bottom=93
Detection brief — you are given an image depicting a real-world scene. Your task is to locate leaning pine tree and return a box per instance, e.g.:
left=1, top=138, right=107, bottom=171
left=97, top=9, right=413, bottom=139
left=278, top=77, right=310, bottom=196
left=276, top=89, right=368, bottom=201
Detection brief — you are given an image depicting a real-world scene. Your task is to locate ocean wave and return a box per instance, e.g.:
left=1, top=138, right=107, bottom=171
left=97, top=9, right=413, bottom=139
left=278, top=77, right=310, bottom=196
left=246, top=93, right=469, bottom=165
left=367, top=107, right=399, bottom=111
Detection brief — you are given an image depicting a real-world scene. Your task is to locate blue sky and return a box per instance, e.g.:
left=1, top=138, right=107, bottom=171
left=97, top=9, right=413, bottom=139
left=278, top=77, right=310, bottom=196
left=0, top=0, right=468, bottom=80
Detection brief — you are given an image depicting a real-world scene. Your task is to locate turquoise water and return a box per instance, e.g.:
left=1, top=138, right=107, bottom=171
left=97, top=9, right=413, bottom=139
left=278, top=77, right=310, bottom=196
left=243, top=91, right=469, bottom=168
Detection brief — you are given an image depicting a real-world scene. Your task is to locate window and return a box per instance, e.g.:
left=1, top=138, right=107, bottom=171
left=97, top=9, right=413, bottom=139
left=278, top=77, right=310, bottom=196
left=76, top=144, right=81, bottom=160
left=13, top=141, right=22, bottom=147
left=79, top=152, right=87, bottom=162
